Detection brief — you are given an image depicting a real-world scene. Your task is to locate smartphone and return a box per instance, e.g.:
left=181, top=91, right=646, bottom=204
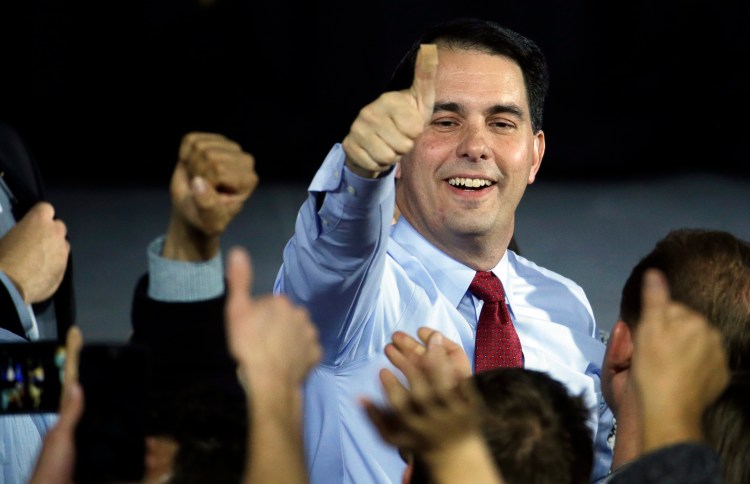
left=0, top=341, right=65, bottom=414
left=74, top=342, right=151, bottom=484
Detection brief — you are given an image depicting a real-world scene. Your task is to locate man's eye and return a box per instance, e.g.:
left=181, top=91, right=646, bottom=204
left=433, top=119, right=457, bottom=127
left=491, top=121, right=514, bottom=129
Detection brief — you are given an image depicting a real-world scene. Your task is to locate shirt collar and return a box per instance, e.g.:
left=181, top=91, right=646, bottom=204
left=390, top=217, right=511, bottom=308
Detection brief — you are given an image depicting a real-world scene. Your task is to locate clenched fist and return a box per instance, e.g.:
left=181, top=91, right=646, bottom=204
left=164, top=132, right=258, bottom=261
left=0, top=202, right=70, bottom=303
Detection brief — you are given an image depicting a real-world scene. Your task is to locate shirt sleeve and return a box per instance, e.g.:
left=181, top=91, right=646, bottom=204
left=274, top=143, right=395, bottom=356
left=0, top=271, right=37, bottom=339
left=146, top=236, right=224, bottom=302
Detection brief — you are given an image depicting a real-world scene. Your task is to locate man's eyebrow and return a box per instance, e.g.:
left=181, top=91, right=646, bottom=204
left=432, top=102, right=526, bottom=120
left=433, top=101, right=462, bottom=114
left=487, top=104, right=525, bottom=119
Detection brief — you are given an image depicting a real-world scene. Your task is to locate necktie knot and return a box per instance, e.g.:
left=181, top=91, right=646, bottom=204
left=469, top=271, right=505, bottom=303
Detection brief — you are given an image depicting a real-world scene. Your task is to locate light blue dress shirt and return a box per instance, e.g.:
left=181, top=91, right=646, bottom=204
left=275, top=143, right=614, bottom=484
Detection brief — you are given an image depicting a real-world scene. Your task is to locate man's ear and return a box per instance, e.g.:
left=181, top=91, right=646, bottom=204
left=606, top=320, right=634, bottom=371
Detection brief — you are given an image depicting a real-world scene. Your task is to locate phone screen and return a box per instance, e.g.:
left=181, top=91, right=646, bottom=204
left=0, top=341, right=65, bottom=414
left=74, top=342, right=150, bottom=484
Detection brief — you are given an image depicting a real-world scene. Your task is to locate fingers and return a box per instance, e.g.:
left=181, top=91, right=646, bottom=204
left=179, top=132, right=235, bottom=161
left=361, top=397, right=405, bottom=447
left=417, top=327, right=472, bottom=379
left=386, top=332, right=455, bottom=406
left=179, top=133, right=256, bottom=195
left=189, top=175, right=222, bottom=213
left=226, top=246, right=253, bottom=318
left=225, top=246, right=254, bottom=362
left=390, top=330, right=426, bottom=365
left=421, top=332, right=455, bottom=393
left=411, top=44, right=438, bottom=124
left=60, top=326, right=84, bottom=431
left=640, top=269, right=670, bottom=324
left=56, top=382, right=84, bottom=433
left=63, top=326, right=83, bottom=387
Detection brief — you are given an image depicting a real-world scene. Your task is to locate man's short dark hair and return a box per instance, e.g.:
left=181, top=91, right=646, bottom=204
left=387, top=17, right=550, bottom=133
left=619, top=228, right=750, bottom=370
left=409, top=368, right=593, bottom=484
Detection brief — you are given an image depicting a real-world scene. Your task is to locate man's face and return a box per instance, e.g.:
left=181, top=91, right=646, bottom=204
left=396, top=47, right=544, bottom=264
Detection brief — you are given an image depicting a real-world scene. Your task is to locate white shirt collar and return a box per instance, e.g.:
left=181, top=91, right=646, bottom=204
left=390, top=217, right=512, bottom=308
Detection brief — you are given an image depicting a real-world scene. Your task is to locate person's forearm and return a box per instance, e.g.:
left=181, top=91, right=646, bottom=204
left=163, top=213, right=220, bottom=261
left=277, top=144, right=394, bottom=336
left=421, top=435, right=504, bottom=484
left=244, top=377, right=307, bottom=484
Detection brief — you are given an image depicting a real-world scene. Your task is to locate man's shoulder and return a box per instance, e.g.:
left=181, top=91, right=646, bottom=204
left=508, top=250, right=587, bottom=294
left=507, top=250, right=596, bottom=331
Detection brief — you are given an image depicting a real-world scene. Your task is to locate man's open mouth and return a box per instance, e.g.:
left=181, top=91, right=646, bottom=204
left=447, top=177, right=495, bottom=190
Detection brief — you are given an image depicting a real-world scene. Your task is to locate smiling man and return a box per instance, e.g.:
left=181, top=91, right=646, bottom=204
left=275, top=17, right=613, bottom=484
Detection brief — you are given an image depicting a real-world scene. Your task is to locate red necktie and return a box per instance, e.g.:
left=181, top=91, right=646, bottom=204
left=470, top=271, right=523, bottom=371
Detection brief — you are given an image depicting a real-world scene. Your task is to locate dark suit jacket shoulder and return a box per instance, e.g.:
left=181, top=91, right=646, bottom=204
left=608, top=443, right=723, bottom=484
left=0, top=122, right=75, bottom=341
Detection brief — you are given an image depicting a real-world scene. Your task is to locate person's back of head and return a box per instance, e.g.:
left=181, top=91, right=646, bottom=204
left=474, top=368, right=593, bottom=484
left=409, top=368, right=593, bottom=484
left=619, top=228, right=750, bottom=370
left=702, top=370, right=750, bottom=484
left=161, top=380, right=248, bottom=484
left=386, top=17, right=550, bottom=133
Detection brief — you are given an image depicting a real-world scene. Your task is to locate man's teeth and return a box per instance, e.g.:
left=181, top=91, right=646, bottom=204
left=448, top=178, right=494, bottom=188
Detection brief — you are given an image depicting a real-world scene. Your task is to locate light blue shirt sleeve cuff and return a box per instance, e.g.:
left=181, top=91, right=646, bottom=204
left=309, top=143, right=396, bottom=210
left=0, top=271, right=35, bottom=337
left=147, top=236, right=224, bottom=302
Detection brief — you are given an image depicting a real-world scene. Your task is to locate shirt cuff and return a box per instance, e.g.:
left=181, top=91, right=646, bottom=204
left=0, top=271, right=37, bottom=339
left=147, top=236, right=224, bottom=302
left=310, top=143, right=396, bottom=210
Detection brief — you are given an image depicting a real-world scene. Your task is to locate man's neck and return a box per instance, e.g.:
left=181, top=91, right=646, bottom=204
left=611, top=393, right=643, bottom=471
left=431, top=231, right=510, bottom=271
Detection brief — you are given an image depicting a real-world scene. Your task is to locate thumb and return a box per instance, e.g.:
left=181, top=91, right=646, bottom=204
left=226, top=246, right=253, bottom=304
left=190, top=175, right=219, bottom=210
left=410, top=44, right=438, bottom=124
left=640, top=269, right=670, bottom=326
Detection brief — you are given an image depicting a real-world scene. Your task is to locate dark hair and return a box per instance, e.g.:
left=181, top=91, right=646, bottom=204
left=703, top=371, right=750, bottom=484
left=386, top=17, right=550, bottom=132
left=409, top=369, right=593, bottom=484
left=619, top=228, right=750, bottom=370
left=474, top=368, right=593, bottom=484
left=166, top=380, right=248, bottom=484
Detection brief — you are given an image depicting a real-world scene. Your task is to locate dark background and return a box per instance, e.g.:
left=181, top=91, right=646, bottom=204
left=2, top=0, right=749, bottom=187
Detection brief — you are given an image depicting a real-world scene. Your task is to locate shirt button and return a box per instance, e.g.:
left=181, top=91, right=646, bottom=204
left=347, top=186, right=356, bottom=196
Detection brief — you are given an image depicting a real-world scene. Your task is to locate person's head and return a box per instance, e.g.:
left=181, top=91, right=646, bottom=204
left=145, top=379, right=248, bottom=484
left=702, top=370, right=750, bottom=484
left=407, top=368, right=593, bottom=484
left=619, top=228, right=750, bottom=367
left=602, top=228, right=750, bottom=471
left=603, top=228, right=750, bottom=416
left=391, top=18, right=549, bottom=270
